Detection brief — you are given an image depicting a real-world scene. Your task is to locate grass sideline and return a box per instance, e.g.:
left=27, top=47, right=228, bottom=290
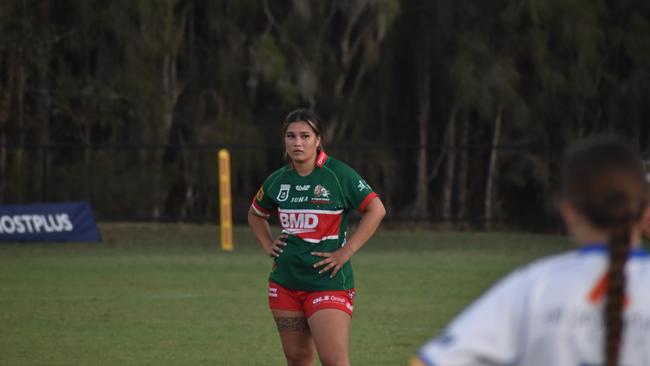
left=0, top=223, right=573, bottom=365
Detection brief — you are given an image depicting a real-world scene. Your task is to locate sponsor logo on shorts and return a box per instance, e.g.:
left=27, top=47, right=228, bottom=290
left=312, top=295, right=347, bottom=305
left=269, top=287, right=278, bottom=298
left=347, top=289, right=356, bottom=300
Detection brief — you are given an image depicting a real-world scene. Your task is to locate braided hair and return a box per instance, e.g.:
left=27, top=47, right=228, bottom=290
left=562, top=136, right=648, bottom=366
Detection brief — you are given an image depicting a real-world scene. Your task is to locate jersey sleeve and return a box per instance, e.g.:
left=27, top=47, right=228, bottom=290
left=415, top=268, right=531, bottom=366
left=250, top=175, right=278, bottom=219
left=337, top=164, right=378, bottom=212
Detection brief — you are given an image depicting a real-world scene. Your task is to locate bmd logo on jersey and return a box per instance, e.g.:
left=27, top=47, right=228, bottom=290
left=277, top=208, right=343, bottom=243
left=277, top=184, right=291, bottom=202
left=279, top=212, right=318, bottom=231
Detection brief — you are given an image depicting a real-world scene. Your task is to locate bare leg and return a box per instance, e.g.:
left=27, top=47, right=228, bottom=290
left=308, top=309, right=351, bottom=366
left=272, top=309, right=317, bottom=366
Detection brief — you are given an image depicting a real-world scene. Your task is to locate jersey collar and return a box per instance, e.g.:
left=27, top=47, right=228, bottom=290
left=579, top=243, right=649, bottom=258
left=288, top=150, right=328, bottom=172
left=315, top=150, right=328, bottom=168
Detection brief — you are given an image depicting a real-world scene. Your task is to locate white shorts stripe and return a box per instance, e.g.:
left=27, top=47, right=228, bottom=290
left=282, top=229, right=316, bottom=234
left=302, top=235, right=339, bottom=243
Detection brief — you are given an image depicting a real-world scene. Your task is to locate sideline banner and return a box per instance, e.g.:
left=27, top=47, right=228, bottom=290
left=0, top=201, right=102, bottom=242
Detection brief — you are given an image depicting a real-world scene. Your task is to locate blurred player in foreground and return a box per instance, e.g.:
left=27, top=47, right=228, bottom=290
left=411, top=136, right=650, bottom=366
left=248, top=108, right=385, bottom=366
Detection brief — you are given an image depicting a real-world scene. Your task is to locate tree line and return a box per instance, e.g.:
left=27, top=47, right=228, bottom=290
left=1, top=0, right=649, bottom=229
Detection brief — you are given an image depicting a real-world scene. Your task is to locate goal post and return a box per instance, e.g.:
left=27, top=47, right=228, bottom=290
left=218, top=149, right=233, bottom=251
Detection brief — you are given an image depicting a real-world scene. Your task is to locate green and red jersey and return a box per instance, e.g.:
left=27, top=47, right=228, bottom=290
left=251, top=151, right=378, bottom=291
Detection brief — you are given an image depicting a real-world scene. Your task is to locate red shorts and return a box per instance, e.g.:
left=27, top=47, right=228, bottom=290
left=268, top=281, right=356, bottom=318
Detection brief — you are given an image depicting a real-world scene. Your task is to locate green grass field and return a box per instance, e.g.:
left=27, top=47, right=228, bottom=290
left=0, top=224, right=573, bottom=365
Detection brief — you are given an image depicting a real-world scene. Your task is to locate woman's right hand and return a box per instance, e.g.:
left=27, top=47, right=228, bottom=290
left=266, top=233, right=288, bottom=257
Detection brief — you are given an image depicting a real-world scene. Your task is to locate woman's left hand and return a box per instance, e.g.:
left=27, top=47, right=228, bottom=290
left=311, top=248, right=354, bottom=278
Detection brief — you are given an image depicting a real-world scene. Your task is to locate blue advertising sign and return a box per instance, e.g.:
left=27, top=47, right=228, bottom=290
left=0, top=201, right=102, bottom=242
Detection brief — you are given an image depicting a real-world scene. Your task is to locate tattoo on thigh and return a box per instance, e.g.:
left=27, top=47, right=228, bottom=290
left=274, top=316, right=310, bottom=333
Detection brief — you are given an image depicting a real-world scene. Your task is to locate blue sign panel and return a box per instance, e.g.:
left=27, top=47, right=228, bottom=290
left=0, top=202, right=102, bottom=242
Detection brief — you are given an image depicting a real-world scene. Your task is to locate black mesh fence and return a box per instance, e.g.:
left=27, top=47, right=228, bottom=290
left=0, top=143, right=562, bottom=230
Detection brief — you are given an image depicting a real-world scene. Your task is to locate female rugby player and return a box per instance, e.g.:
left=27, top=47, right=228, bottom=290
left=412, top=136, right=650, bottom=366
left=248, top=109, right=385, bottom=366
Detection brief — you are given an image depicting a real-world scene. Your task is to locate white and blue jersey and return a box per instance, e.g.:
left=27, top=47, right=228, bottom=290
left=416, top=244, right=650, bottom=366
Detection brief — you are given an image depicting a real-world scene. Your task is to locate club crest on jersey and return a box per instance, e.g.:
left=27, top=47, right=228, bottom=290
left=277, top=184, right=291, bottom=202
left=314, top=185, right=330, bottom=198
left=311, top=185, right=331, bottom=204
